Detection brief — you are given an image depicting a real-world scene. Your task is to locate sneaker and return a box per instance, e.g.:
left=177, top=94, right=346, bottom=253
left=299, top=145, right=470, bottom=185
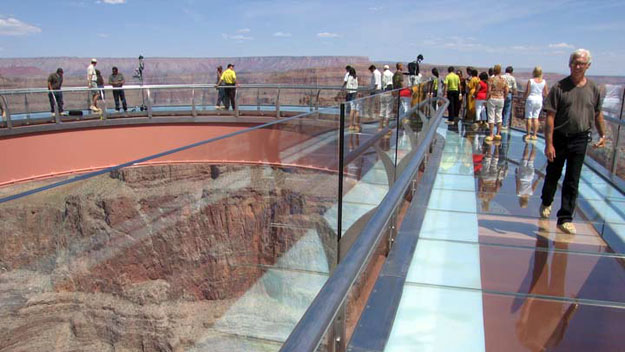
left=539, top=204, right=552, bottom=218
left=531, top=135, right=538, bottom=140
left=494, top=134, right=502, bottom=140
left=484, top=135, right=494, bottom=143
left=558, top=222, right=577, bottom=234
left=524, top=134, right=530, bottom=142
left=500, top=126, right=509, bottom=130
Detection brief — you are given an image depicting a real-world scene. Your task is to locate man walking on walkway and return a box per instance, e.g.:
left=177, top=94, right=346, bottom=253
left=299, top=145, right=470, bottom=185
left=540, top=48, right=606, bottom=234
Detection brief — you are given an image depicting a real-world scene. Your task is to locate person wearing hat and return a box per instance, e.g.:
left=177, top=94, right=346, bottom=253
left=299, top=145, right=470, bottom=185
left=87, top=58, right=101, bottom=112
left=47, top=67, right=64, bottom=114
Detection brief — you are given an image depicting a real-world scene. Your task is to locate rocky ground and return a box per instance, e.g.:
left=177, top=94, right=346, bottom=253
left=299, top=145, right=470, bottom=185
left=0, top=163, right=339, bottom=351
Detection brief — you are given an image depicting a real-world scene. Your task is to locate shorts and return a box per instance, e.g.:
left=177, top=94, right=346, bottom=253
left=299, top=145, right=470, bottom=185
left=487, top=98, right=504, bottom=124
left=90, top=82, right=99, bottom=97
left=525, top=97, right=543, bottom=119
left=346, top=92, right=360, bottom=111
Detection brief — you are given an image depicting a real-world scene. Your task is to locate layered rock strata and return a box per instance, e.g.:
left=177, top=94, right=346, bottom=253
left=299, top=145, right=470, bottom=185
left=0, top=164, right=338, bottom=351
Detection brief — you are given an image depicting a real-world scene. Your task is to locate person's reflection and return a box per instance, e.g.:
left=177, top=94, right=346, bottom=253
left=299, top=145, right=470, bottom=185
left=514, top=232, right=579, bottom=351
left=516, top=143, right=540, bottom=208
left=477, top=141, right=507, bottom=212
left=250, top=126, right=284, bottom=190
left=346, top=133, right=364, bottom=183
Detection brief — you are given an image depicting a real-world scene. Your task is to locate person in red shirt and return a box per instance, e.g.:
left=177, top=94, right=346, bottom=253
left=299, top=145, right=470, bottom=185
left=473, top=72, right=489, bottom=128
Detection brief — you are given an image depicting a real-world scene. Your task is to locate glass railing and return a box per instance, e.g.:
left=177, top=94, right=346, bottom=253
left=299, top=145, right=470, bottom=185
left=0, top=84, right=374, bottom=128
left=0, top=81, right=440, bottom=351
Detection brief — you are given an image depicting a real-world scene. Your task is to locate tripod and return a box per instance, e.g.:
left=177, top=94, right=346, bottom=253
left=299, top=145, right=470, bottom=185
left=132, top=55, right=147, bottom=112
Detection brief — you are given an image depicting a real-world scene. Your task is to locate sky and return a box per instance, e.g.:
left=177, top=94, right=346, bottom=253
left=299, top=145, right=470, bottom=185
left=1, top=0, right=624, bottom=76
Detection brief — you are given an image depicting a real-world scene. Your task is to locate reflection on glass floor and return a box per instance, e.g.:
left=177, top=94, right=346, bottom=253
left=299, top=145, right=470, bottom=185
left=386, top=126, right=625, bottom=352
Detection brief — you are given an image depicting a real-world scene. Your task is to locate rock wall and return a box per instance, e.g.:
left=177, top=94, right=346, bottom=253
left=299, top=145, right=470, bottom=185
left=0, top=163, right=338, bottom=351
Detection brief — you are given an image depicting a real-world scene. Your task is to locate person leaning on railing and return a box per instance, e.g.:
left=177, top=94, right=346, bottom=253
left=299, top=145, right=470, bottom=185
left=216, top=63, right=237, bottom=111
left=47, top=67, right=64, bottom=114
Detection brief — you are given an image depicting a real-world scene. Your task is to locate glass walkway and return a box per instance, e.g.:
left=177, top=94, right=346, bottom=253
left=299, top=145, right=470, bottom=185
left=378, top=126, right=624, bottom=352
left=0, top=83, right=623, bottom=351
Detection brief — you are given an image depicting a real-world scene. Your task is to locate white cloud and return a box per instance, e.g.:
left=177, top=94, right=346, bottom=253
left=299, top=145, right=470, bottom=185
left=369, top=6, right=383, bottom=11
left=99, top=0, right=126, bottom=4
left=237, top=28, right=251, bottom=33
left=222, top=33, right=253, bottom=41
left=273, top=31, right=292, bottom=37
left=98, top=33, right=109, bottom=38
left=317, top=32, right=340, bottom=38
left=0, top=17, right=41, bottom=36
left=548, top=42, right=574, bottom=49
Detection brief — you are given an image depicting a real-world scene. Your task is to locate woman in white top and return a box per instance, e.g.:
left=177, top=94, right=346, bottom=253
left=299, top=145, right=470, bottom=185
left=346, top=67, right=360, bottom=132
left=523, top=66, right=548, bottom=141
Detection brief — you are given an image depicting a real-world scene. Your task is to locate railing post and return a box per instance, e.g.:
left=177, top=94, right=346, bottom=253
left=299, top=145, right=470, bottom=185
left=1, top=95, right=12, bottom=129
left=51, top=91, right=61, bottom=123
left=101, top=89, right=108, bottom=120
left=234, top=88, right=239, bottom=117
left=257, top=88, right=260, bottom=111
left=145, top=88, right=153, bottom=119
left=191, top=88, right=197, bottom=117
left=315, top=89, right=321, bottom=111
left=276, top=88, right=281, bottom=118
left=201, top=88, right=207, bottom=111
left=24, top=94, right=31, bottom=123
left=338, top=102, right=346, bottom=245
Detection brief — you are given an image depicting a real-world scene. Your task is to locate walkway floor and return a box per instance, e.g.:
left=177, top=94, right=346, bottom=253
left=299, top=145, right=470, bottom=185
left=386, top=125, right=625, bottom=351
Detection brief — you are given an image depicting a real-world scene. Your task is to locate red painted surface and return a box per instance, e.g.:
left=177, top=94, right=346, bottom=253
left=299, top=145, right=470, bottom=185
left=0, top=124, right=336, bottom=186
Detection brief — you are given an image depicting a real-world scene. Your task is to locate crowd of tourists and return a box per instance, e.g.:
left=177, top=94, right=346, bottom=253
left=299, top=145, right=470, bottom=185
left=47, top=58, right=130, bottom=115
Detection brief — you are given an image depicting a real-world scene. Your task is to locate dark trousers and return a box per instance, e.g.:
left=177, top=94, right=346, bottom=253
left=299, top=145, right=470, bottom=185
left=447, top=90, right=459, bottom=120
left=48, top=91, right=63, bottom=113
left=224, top=85, right=236, bottom=110
left=541, top=131, right=589, bottom=224
left=216, top=87, right=225, bottom=106
left=113, top=89, right=127, bottom=111
left=502, top=93, right=513, bottom=127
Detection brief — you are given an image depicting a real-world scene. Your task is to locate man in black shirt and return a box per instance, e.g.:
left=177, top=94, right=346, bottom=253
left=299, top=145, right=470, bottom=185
left=540, top=49, right=606, bottom=234
left=406, top=54, right=423, bottom=86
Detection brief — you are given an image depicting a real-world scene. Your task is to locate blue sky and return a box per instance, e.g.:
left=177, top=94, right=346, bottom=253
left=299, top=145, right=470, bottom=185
left=1, top=0, right=624, bottom=75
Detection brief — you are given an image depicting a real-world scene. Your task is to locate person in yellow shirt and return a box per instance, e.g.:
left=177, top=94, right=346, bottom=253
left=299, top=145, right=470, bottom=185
left=443, top=66, right=460, bottom=124
left=217, top=63, right=237, bottom=110
left=467, top=68, right=480, bottom=126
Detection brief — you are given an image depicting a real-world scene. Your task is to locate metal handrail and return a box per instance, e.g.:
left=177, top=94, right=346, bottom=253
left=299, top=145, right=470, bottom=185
left=0, top=84, right=375, bottom=95
left=279, top=96, right=448, bottom=352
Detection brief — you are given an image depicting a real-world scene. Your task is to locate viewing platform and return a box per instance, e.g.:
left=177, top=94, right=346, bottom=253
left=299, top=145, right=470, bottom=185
left=0, top=82, right=623, bottom=351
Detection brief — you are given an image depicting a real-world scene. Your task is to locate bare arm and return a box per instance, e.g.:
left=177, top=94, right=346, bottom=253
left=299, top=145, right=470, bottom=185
left=542, top=81, right=548, bottom=98
left=544, top=111, right=556, bottom=162
left=523, top=80, right=530, bottom=100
